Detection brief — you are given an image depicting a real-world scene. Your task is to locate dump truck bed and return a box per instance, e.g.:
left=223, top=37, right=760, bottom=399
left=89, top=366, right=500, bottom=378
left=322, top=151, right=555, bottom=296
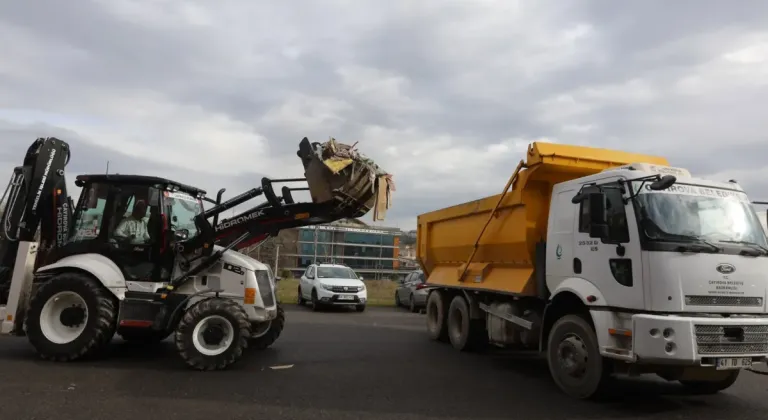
left=416, top=142, right=669, bottom=296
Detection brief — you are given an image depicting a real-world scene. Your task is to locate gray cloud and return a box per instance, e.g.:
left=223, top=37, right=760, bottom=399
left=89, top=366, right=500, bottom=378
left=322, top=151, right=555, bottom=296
left=1, top=0, right=768, bottom=231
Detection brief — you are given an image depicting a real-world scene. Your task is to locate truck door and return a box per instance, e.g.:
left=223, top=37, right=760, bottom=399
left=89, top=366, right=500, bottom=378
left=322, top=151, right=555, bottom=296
left=572, top=180, right=645, bottom=310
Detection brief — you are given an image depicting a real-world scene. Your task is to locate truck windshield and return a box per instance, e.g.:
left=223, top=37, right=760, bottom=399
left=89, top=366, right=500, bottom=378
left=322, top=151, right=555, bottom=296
left=317, top=267, right=358, bottom=279
left=633, top=183, right=768, bottom=248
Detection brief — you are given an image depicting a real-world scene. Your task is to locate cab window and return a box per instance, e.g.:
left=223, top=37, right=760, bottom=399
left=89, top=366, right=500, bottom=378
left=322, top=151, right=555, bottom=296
left=109, top=184, right=161, bottom=245
left=163, top=191, right=203, bottom=240
left=578, top=183, right=630, bottom=242
left=70, top=183, right=109, bottom=242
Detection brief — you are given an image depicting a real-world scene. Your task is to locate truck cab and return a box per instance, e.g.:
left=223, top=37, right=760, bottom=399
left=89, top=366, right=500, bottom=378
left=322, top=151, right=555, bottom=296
left=549, top=163, right=768, bottom=367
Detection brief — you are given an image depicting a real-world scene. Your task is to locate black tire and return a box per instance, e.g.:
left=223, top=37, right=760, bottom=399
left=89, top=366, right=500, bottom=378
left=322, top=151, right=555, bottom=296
left=356, top=304, right=366, bottom=312
left=119, top=328, right=171, bottom=344
left=297, top=287, right=306, bottom=306
left=25, top=271, right=118, bottom=362
left=679, top=370, right=740, bottom=394
left=426, top=290, right=449, bottom=342
left=175, top=297, right=251, bottom=371
left=395, top=292, right=401, bottom=307
left=546, top=314, right=609, bottom=399
left=249, top=304, right=285, bottom=350
left=409, top=294, right=419, bottom=313
left=446, top=295, right=487, bottom=351
left=311, top=289, right=322, bottom=312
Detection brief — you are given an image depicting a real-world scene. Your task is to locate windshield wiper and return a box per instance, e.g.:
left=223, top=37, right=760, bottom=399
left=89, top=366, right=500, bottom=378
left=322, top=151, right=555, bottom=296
left=639, top=213, right=720, bottom=253
left=718, top=240, right=768, bottom=256
left=673, top=235, right=721, bottom=253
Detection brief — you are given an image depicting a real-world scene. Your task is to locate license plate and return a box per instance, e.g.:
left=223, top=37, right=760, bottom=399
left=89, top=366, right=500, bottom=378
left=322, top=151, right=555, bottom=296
left=716, top=357, right=752, bottom=370
left=337, top=295, right=354, bottom=301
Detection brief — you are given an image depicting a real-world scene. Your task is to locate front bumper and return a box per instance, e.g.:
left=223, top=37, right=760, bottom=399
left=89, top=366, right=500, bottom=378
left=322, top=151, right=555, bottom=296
left=316, top=287, right=367, bottom=306
left=630, top=313, right=768, bottom=366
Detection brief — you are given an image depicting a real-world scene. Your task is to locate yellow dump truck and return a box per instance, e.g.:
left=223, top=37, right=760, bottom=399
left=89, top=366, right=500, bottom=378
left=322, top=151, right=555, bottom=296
left=417, top=142, right=768, bottom=399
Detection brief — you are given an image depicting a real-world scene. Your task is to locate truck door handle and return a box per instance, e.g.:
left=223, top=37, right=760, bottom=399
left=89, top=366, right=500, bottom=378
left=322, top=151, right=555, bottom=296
left=573, top=258, right=582, bottom=274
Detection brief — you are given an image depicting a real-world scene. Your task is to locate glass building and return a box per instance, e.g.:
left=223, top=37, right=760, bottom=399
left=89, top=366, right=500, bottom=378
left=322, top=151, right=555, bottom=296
left=249, top=218, right=405, bottom=280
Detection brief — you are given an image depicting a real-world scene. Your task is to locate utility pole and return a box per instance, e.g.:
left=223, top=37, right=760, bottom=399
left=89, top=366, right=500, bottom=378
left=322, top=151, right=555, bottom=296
left=105, top=160, right=110, bottom=174
left=274, top=244, right=281, bottom=275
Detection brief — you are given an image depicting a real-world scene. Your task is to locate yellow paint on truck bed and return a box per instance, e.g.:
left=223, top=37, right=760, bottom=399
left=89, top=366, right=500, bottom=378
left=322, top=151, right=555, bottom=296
left=416, top=142, right=669, bottom=296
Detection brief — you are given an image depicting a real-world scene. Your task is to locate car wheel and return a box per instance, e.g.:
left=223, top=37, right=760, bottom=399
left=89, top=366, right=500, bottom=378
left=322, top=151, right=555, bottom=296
left=311, top=289, right=321, bottom=312
left=409, top=294, right=419, bottom=313
left=297, top=286, right=306, bottom=306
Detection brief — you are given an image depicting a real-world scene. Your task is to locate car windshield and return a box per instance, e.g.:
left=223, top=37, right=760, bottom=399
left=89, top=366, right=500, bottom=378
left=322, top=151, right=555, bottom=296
left=317, top=267, right=358, bottom=279
left=633, top=183, right=768, bottom=247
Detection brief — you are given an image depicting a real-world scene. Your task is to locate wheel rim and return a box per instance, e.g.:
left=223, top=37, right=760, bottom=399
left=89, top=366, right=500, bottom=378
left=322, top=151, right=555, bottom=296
left=251, top=320, right=272, bottom=338
left=556, top=333, right=589, bottom=379
left=448, top=306, right=464, bottom=342
left=39, top=291, right=88, bottom=344
left=192, top=315, right=234, bottom=356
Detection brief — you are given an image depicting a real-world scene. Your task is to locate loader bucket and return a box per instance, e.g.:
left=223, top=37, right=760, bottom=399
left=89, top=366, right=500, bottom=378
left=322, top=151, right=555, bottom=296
left=297, top=137, right=394, bottom=221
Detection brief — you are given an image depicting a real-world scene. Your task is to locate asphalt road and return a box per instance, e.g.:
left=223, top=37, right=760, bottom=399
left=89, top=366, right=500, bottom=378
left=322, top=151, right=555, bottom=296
left=1, top=305, right=767, bottom=420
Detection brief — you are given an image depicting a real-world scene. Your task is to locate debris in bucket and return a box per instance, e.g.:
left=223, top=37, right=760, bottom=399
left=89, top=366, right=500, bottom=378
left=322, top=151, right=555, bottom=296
left=299, top=137, right=394, bottom=221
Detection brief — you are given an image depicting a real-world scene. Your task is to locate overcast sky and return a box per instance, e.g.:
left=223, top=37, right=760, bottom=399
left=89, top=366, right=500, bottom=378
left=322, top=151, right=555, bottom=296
left=1, top=0, right=768, bottom=230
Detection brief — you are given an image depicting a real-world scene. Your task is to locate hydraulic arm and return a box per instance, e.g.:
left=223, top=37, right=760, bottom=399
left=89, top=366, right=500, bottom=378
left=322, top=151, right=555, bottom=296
left=0, top=137, right=72, bottom=303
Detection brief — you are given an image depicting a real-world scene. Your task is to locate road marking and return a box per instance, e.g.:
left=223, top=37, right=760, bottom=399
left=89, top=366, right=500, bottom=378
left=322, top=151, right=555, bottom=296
left=269, top=364, right=294, bottom=370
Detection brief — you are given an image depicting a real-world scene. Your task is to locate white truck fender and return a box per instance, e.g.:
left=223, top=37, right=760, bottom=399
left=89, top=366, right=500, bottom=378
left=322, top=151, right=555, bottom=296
left=550, top=277, right=607, bottom=307
left=36, top=253, right=127, bottom=300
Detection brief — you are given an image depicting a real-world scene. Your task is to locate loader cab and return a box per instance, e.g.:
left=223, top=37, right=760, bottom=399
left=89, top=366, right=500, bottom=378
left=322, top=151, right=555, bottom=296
left=53, top=174, right=207, bottom=283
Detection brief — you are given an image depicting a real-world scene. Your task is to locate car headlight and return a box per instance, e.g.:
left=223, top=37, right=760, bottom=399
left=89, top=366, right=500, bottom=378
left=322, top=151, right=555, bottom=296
left=359, top=284, right=366, bottom=291
left=321, top=284, right=335, bottom=291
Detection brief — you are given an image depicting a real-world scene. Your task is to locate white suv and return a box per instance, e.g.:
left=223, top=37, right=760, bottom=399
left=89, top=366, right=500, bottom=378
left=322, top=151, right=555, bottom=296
left=298, top=263, right=367, bottom=312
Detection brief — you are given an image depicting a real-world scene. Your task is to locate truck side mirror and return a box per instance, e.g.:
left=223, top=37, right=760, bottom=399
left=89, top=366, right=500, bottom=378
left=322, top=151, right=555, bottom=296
left=649, top=175, right=676, bottom=191
left=588, top=193, right=609, bottom=239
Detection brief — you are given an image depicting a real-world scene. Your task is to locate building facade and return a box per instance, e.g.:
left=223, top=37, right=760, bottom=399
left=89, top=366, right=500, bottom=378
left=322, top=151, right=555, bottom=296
left=246, top=218, right=410, bottom=280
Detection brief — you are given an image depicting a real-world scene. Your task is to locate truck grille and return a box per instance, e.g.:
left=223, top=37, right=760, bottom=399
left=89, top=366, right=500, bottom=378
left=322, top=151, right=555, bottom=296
left=694, top=324, right=768, bottom=355
left=254, top=270, right=275, bottom=307
left=686, top=295, right=763, bottom=307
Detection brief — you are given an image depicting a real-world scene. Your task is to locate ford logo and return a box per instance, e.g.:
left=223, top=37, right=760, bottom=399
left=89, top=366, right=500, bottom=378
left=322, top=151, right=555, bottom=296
left=716, top=263, right=735, bottom=274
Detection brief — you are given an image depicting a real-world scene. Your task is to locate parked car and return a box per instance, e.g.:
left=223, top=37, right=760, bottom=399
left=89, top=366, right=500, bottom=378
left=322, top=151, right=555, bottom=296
left=395, top=270, right=428, bottom=312
left=298, top=263, right=367, bottom=312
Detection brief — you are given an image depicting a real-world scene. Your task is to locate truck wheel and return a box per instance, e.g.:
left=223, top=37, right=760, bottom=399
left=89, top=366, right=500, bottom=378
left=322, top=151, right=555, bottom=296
left=25, top=272, right=118, bottom=362
left=446, top=295, right=487, bottom=351
left=249, top=304, right=285, bottom=350
left=426, top=290, right=449, bottom=342
left=119, top=328, right=171, bottom=344
left=546, top=314, right=608, bottom=399
left=175, top=298, right=251, bottom=370
left=679, top=370, right=740, bottom=394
